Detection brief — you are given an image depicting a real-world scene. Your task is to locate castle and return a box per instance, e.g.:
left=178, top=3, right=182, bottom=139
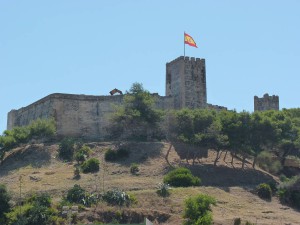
left=7, top=56, right=277, bottom=139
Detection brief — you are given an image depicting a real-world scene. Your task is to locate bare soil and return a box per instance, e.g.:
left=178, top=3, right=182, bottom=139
left=0, top=142, right=299, bottom=225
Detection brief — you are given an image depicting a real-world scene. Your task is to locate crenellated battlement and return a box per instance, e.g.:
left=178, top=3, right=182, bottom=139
left=166, top=56, right=205, bottom=66
left=254, top=93, right=279, bottom=111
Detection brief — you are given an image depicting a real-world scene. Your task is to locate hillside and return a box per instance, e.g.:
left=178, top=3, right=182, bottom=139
left=0, top=142, right=299, bottom=225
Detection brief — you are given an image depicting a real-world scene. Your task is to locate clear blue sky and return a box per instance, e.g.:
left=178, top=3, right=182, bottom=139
left=1, top=1, right=299, bottom=133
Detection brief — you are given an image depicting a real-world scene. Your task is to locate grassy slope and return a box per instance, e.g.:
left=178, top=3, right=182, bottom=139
left=0, top=142, right=299, bottom=225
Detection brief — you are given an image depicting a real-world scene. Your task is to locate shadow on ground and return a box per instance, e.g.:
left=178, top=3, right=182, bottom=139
left=0, top=144, right=51, bottom=176
left=186, top=163, right=276, bottom=186
left=107, top=142, right=165, bottom=166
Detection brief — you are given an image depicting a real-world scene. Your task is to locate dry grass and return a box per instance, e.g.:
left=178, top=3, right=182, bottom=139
left=0, top=142, right=299, bottom=224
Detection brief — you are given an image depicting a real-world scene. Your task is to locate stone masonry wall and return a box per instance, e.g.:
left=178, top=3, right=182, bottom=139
left=7, top=93, right=173, bottom=139
left=254, top=93, right=279, bottom=111
left=166, top=56, right=207, bottom=109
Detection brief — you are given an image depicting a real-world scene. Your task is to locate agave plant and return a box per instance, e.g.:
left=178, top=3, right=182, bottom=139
left=156, top=183, right=171, bottom=197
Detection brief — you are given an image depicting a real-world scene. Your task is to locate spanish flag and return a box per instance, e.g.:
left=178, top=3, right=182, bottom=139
left=184, top=32, right=198, bottom=48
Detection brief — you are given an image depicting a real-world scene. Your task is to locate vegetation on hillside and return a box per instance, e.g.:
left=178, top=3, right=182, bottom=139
left=0, top=118, right=56, bottom=161
left=1, top=83, right=300, bottom=223
left=165, top=108, right=300, bottom=172
left=183, top=194, right=216, bottom=225
left=163, top=167, right=201, bottom=187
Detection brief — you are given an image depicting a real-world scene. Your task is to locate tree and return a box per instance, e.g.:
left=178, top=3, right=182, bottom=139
left=167, top=109, right=228, bottom=164
left=249, top=112, right=277, bottom=168
left=220, top=111, right=254, bottom=168
left=0, top=184, right=11, bottom=223
left=108, top=82, right=163, bottom=141
left=267, top=110, right=300, bottom=166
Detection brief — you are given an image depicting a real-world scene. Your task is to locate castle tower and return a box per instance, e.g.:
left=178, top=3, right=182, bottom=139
left=254, top=93, right=279, bottom=111
left=166, top=56, right=207, bottom=109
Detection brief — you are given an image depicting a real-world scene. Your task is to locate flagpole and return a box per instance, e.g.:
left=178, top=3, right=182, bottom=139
left=184, top=32, right=185, bottom=58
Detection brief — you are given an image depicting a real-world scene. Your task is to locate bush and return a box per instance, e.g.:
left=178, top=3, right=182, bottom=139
left=104, top=148, right=118, bottom=161
left=102, top=189, right=136, bottom=206
left=183, top=194, right=216, bottom=225
left=5, top=193, right=58, bottom=225
left=257, top=183, right=272, bottom=200
left=104, top=148, right=130, bottom=161
left=74, top=145, right=92, bottom=164
left=27, top=193, right=51, bottom=208
left=130, top=163, right=139, bottom=175
left=278, top=176, right=300, bottom=209
left=0, top=119, right=56, bottom=151
left=67, top=184, right=86, bottom=204
left=0, top=184, right=11, bottom=222
left=0, top=132, right=18, bottom=150
left=156, top=183, right=171, bottom=197
left=29, top=118, right=56, bottom=139
left=58, top=138, right=75, bottom=161
left=25, top=203, right=55, bottom=225
left=163, top=167, right=201, bottom=187
left=81, top=158, right=100, bottom=173
left=257, top=151, right=282, bottom=174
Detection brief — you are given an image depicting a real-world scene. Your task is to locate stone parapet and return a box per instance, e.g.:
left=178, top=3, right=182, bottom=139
left=254, top=93, right=279, bottom=111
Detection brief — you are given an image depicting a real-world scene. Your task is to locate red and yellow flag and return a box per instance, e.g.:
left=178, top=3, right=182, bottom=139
left=184, top=32, right=198, bottom=48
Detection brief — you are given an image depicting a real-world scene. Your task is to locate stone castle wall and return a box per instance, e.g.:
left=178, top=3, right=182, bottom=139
left=254, top=93, right=279, bottom=111
left=7, top=93, right=173, bottom=139
left=166, top=56, right=207, bottom=109
left=7, top=56, right=231, bottom=139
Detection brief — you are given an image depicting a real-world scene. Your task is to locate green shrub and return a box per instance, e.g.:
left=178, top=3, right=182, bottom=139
left=81, top=158, right=100, bottom=173
left=58, top=138, right=75, bottom=161
left=10, top=127, right=30, bottom=143
left=5, top=203, right=33, bottom=225
left=257, top=151, right=282, bottom=174
left=163, top=167, right=201, bottom=187
left=183, top=194, right=216, bottom=225
left=102, top=189, right=136, bottom=206
left=29, top=118, right=56, bottom=138
left=74, top=145, right=92, bottom=164
left=267, top=181, right=278, bottom=193
left=130, top=163, right=139, bottom=175
left=67, top=184, right=86, bottom=204
left=104, top=148, right=118, bottom=161
left=0, top=133, right=17, bottom=150
left=27, top=193, right=52, bottom=208
left=5, top=193, right=57, bottom=225
left=278, top=176, right=300, bottom=208
left=104, top=148, right=130, bottom=161
left=257, top=183, right=272, bottom=200
left=25, top=203, right=55, bottom=225
left=0, top=119, right=56, bottom=152
left=74, top=151, right=85, bottom=164
left=156, top=183, right=171, bottom=197
left=0, top=184, right=11, bottom=222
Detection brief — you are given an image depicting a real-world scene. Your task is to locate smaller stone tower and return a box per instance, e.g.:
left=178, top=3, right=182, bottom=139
left=166, top=56, right=207, bottom=109
left=254, top=93, right=279, bottom=111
